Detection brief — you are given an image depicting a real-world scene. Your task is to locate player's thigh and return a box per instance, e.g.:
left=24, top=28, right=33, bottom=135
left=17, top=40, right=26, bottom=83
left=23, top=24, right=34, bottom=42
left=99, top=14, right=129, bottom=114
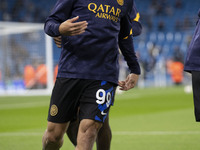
left=98, top=114, right=111, bottom=138
left=192, top=71, right=200, bottom=121
left=79, top=119, right=103, bottom=134
left=192, top=71, right=200, bottom=87
left=48, top=78, right=83, bottom=123
left=192, top=71, right=200, bottom=99
left=79, top=80, right=117, bottom=123
left=102, top=115, right=109, bottom=128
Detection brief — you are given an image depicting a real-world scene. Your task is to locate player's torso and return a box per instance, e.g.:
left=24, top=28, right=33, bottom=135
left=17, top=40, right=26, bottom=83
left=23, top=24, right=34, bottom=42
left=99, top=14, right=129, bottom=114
left=63, top=0, right=133, bottom=52
left=188, top=17, right=200, bottom=57
left=184, top=10, right=200, bottom=70
left=71, top=0, right=130, bottom=22
left=58, top=0, right=133, bottom=83
left=68, top=0, right=132, bottom=41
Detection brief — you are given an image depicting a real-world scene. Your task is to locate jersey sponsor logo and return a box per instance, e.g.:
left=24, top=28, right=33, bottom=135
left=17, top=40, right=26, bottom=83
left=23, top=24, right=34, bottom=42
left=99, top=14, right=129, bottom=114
left=50, top=104, right=58, bottom=116
left=88, top=3, right=121, bottom=22
left=117, top=0, right=124, bottom=6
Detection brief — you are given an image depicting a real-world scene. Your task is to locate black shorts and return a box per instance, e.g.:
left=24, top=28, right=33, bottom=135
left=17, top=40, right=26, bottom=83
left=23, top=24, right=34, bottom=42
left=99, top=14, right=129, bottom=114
left=192, top=71, right=200, bottom=122
left=48, top=78, right=117, bottom=123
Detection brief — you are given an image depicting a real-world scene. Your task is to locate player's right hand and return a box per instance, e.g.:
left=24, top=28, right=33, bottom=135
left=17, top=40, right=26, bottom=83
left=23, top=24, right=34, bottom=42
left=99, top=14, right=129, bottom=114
left=59, top=16, right=88, bottom=36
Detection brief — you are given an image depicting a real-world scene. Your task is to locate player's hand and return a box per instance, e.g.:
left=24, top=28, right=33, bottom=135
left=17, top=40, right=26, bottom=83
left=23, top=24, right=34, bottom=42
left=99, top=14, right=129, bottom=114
left=59, top=16, right=88, bottom=36
left=118, top=73, right=139, bottom=91
left=53, top=36, right=62, bottom=48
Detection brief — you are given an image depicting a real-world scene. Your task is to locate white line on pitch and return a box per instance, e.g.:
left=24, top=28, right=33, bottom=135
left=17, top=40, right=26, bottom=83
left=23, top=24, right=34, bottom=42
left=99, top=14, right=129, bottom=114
left=113, top=131, right=200, bottom=135
left=0, top=131, right=200, bottom=137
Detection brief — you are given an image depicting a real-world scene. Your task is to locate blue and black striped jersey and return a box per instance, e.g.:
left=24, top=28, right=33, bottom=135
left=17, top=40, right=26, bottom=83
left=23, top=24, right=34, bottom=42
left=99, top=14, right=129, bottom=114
left=44, top=0, right=141, bottom=84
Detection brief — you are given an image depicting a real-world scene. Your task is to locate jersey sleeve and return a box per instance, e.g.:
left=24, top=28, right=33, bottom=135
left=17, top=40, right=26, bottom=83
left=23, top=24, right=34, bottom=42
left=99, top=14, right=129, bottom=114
left=130, top=3, right=142, bottom=37
left=118, top=35, right=141, bottom=75
left=126, top=1, right=142, bottom=38
left=118, top=2, right=142, bottom=75
left=119, top=15, right=142, bottom=40
left=119, top=2, right=142, bottom=39
left=44, top=0, right=74, bottom=37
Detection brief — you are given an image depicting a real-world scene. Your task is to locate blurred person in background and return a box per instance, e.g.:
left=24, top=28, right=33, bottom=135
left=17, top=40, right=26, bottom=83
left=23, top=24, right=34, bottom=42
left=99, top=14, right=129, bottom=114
left=24, top=64, right=36, bottom=89
left=167, top=45, right=184, bottom=85
left=184, top=9, right=200, bottom=122
left=168, top=61, right=184, bottom=85
left=35, top=63, right=47, bottom=88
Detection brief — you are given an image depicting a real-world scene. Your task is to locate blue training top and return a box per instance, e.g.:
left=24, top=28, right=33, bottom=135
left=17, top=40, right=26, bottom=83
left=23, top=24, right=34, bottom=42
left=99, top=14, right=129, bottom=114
left=184, top=9, right=200, bottom=73
left=44, top=0, right=141, bottom=84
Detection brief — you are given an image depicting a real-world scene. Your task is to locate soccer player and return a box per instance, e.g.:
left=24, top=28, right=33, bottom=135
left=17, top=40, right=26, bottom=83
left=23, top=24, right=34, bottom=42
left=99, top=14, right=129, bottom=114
left=52, top=14, right=142, bottom=149
left=184, top=9, right=200, bottom=122
left=43, top=0, right=141, bottom=150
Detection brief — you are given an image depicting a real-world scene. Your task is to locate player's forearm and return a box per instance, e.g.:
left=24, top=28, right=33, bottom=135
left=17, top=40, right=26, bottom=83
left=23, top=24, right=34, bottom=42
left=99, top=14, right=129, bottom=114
left=119, top=36, right=141, bottom=75
left=44, top=0, right=74, bottom=37
left=123, top=55, right=141, bottom=75
left=44, top=20, right=61, bottom=37
left=126, top=61, right=141, bottom=75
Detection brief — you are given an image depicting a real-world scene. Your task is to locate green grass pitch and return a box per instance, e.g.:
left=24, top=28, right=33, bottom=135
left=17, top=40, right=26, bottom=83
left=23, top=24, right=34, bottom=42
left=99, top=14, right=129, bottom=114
left=0, top=86, right=199, bottom=150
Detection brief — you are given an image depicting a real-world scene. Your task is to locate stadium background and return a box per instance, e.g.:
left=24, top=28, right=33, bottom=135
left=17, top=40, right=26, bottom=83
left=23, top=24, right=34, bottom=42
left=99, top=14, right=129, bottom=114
left=0, top=0, right=199, bottom=91
left=0, top=0, right=200, bottom=150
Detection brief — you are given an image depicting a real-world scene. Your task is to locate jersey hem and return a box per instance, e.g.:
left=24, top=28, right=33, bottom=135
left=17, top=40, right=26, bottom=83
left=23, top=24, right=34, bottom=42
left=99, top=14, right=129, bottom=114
left=57, top=73, right=118, bottom=85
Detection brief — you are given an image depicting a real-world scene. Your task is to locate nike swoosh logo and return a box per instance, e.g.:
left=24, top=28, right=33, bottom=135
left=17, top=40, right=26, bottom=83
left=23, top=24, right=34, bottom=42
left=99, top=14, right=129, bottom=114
left=101, top=111, right=107, bottom=115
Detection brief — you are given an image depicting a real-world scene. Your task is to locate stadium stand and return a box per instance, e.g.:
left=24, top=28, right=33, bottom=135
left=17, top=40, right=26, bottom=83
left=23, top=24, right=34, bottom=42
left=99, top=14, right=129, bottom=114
left=0, top=0, right=199, bottom=88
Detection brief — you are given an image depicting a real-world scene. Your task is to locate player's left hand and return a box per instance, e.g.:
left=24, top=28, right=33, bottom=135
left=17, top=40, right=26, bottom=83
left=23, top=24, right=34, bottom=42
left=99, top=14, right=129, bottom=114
left=53, top=36, right=62, bottom=48
left=118, top=73, right=139, bottom=91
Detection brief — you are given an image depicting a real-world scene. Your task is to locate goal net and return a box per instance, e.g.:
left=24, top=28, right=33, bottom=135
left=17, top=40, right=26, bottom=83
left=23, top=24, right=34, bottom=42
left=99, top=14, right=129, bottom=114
left=0, top=21, right=55, bottom=96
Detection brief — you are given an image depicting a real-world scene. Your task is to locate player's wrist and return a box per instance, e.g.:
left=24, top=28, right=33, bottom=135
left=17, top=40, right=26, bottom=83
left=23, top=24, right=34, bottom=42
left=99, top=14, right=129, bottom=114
left=59, top=23, right=65, bottom=35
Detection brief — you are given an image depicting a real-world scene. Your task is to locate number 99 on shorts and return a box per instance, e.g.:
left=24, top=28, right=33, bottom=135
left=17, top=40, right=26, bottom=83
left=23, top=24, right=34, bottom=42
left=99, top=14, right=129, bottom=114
left=96, top=89, right=111, bottom=106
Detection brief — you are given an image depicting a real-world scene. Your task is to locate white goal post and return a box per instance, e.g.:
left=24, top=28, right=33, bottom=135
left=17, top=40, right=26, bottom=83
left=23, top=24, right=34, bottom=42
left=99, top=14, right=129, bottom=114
left=0, top=21, right=54, bottom=96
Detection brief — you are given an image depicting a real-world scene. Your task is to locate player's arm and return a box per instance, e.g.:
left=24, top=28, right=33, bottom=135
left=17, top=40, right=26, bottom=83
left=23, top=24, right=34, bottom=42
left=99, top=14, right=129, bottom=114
left=118, top=35, right=141, bottom=75
left=126, top=0, right=142, bottom=36
left=118, top=35, right=141, bottom=91
left=44, top=0, right=88, bottom=37
left=131, top=13, right=142, bottom=36
left=118, top=13, right=141, bottom=75
left=117, top=4, right=142, bottom=91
